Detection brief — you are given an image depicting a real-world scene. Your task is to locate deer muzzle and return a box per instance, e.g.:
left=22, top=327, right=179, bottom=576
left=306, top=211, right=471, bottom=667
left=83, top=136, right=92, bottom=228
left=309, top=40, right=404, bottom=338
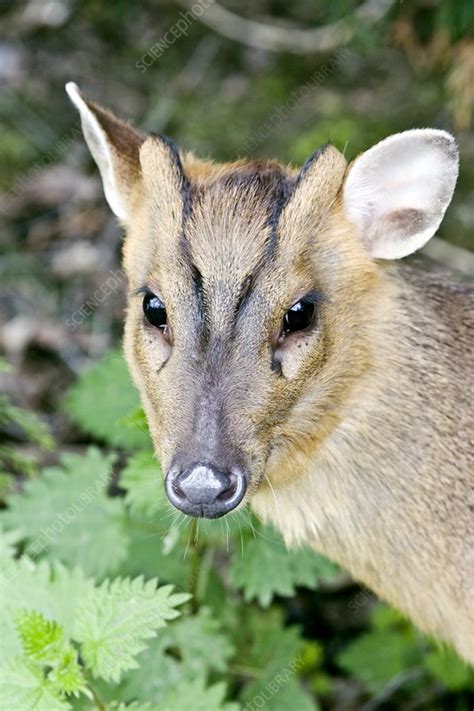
left=165, top=462, right=247, bottom=518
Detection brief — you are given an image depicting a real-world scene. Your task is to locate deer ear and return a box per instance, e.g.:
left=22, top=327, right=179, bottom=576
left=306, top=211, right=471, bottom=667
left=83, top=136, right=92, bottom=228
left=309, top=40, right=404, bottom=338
left=343, top=129, right=459, bottom=260
left=66, top=82, right=144, bottom=222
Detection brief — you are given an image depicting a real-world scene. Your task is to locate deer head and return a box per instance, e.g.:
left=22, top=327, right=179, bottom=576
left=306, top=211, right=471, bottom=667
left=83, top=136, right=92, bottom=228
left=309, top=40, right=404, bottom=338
left=67, top=82, right=458, bottom=519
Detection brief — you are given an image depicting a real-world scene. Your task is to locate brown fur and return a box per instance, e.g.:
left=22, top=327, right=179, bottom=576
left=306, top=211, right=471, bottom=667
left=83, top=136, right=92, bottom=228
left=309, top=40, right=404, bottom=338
left=75, top=95, right=474, bottom=663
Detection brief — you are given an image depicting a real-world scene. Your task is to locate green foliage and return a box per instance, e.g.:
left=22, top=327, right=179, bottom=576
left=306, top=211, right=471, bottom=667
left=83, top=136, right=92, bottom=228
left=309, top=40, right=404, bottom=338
left=0, top=400, right=54, bottom=452
left=159, top=677, right=239, bottom=711
left=0, top=658, right=72, bottom=711
left=64, top=351, right=149, bottom=450
left=75, top=577, right=189, bottom=682
left=121, top=449, right=167, bottom=516
left=0, top=448, right=128, bottom=576
left=2, top=348, right=473, bottom=709
left=230, top=532, right=339, bottom=606
left=14, top=609, right=88, bottom=702
left=15, top=609, right=65, bottom=662
left=0, top=557, right=188, bottom=709
left=164, top=607, right=234, bottom=676
left=0, top=358, right=53, bottom=454
left=337, top=604, right=474, bottom=696
left=237, top=609, right=319, bottom=711
left=425, top=647, right=474, bottom=691
left=337, top=628, right=418, bottom=694
left=0, top=526, right=24, bottom=566
left=0, top=357, right=54, bottom=488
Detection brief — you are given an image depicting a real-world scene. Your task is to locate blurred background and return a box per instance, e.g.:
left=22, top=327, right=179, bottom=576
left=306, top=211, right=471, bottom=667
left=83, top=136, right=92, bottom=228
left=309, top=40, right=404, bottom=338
left=0, top=1, right=473, bottom=709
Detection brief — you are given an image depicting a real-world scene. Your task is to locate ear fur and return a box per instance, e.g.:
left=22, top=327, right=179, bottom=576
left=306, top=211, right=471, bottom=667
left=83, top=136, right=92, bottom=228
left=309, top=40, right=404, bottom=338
left=279, top=143, right=347, bottom=254
left=343, top=129, right=459, bottom=259
left=66, top=82, right=144, bottom=221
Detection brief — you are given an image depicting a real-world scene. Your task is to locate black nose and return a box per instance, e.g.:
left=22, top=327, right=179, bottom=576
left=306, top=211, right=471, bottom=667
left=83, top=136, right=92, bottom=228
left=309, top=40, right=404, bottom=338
left=165, top=463, right=247, bottom=518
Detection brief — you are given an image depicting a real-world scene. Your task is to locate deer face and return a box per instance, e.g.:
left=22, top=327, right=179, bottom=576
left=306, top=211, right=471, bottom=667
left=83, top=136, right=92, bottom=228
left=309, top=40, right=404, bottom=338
left=123, top=142, right=353, bottom=518
left=67, top=83, right=458, bottom=518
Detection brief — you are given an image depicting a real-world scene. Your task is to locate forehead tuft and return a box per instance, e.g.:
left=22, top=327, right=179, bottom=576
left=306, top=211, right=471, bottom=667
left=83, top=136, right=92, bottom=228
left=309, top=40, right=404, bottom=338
left=182, top=160, right=296, bottom=280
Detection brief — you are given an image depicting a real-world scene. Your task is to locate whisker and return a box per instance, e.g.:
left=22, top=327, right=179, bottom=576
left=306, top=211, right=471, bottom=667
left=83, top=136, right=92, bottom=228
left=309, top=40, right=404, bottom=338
left=263, top=471, right=280, bottom=518
left=182, top=520, right=194, bottom=559
left=237, top=517, right=244, bottom=556
left=224, top=517, right=230, bottom=552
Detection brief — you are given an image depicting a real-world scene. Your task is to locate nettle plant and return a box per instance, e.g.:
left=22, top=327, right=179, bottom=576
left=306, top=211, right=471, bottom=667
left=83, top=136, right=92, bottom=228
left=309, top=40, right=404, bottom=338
left=0, top=351, right=472, bottom=710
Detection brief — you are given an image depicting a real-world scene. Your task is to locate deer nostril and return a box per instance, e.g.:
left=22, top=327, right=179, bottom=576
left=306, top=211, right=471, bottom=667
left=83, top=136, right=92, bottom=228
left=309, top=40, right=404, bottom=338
left=171, top=480, right=186, bottom=501
left=217, top=473, right=238, bottom=502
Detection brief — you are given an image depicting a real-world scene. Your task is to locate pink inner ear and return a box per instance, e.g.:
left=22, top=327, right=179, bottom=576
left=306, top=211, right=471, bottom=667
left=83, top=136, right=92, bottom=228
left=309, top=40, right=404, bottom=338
left=383, top=208, right=427, bottom=235
left=343, top=129, right=459, bottom=260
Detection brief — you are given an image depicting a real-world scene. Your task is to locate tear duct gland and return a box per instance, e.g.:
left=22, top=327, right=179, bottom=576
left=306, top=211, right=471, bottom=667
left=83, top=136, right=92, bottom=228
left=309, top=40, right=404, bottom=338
left=67, top=82, right=473, bottom=665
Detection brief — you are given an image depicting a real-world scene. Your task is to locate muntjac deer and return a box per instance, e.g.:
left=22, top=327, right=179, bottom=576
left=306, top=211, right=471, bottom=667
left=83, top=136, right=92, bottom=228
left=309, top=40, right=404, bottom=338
left=66, top=83, right=473, bottom=664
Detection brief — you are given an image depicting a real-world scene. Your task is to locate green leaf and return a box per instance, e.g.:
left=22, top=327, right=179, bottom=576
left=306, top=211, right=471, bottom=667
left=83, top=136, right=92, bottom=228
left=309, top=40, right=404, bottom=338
left=0, top=561, right=94, bottom=664
left=15, top=609, right=64, bottom=662
left=47, top=647, right=89, bottom=699
left=242, top=676, right=318, bottom=711
left=74, top=576, right=190, bottom=683
left=64, top=350, right=149, bottom=449
left=336, top=629, right=414, bottom=694
left=0, top=658, right=71, bottom=711
left=0, top=526, right=23, bottom=566
left=0, top=443, right=39, bottom=478
left=371, top=604, right=406, bottom=630
left=14, top=609, right=89, bottom=700
left=42, top=565, right=97, bottom=639
left=119, top=407, right=149, bottom=436
left=159, top=676, right=239, bottom=711
left=0, top=560, right=188, bottom=701
left=236, top=608, right=318, bottom=711
left=120, top=516, right=192, bottom=588
left=0, top=391, right=53, bottom=452
left=121, top=450, right=168, bottom=516
left=230, top=529, right=339, bottom=606
left=0, top=448, right=128, bottom=576
left=164, top=607, right=234, bottom=676
left=244, top=609, right=305, bottom=672
left=116, top=635, right=181, bottom=705
left=118, top=609, right=234, bottom=704
left=425, top=646, right=474, bottom=691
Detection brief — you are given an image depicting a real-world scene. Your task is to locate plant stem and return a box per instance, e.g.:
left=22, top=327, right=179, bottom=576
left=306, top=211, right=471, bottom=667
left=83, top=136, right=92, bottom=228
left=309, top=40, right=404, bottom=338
left=195, top=544, right=215, bottom=602
left=188, top=517, right=199, bottom=613
left=84, top=673, right=106, bottom=710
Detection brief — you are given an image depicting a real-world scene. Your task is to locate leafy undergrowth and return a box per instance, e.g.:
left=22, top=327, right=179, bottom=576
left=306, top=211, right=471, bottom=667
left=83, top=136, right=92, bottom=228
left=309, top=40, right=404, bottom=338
left=1, top=351, right=473, bottom=710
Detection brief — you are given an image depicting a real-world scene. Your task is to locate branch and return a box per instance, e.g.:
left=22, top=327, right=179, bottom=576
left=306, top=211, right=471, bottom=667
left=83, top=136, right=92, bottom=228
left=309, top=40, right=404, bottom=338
left=178, top=0, right=396, bottom=54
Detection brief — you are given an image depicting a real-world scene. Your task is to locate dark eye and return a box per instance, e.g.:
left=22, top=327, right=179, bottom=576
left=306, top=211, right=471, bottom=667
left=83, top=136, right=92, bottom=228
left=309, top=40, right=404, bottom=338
left=143, top=292, right=167, bottom=330
left=283, top=299, right=315, bottom=335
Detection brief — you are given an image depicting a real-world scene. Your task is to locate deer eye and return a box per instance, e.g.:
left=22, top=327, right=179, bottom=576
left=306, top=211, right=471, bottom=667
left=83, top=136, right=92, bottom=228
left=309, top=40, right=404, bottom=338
left=283, top=299, right=315, bottom=334
left=143, top=292, right=167, bottom=330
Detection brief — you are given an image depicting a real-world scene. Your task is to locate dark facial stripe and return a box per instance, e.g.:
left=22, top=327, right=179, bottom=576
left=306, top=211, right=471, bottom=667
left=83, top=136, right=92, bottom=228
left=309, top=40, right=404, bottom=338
left=191, top=264, right=204, bottom=313
left=234, top=274, right=254, bottom=317
left=298, top=142, right=331, bottom=183
left=150, top=133, right=185, bottom=183
left=154, top=135, right=194, bottom=278
left=265, top=173, right=295, bottom=260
